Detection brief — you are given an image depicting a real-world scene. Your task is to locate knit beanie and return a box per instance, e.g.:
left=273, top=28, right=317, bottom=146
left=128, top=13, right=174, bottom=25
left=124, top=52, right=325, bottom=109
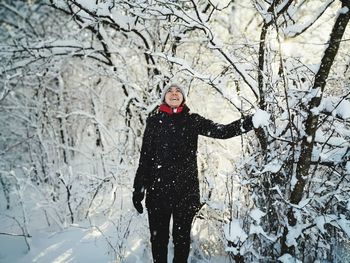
left=160, top=83, right=186, bottom=103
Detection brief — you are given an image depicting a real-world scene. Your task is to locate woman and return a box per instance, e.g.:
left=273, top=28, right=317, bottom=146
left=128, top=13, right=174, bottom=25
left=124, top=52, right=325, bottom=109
left=132, top=83, right=254, bottom=263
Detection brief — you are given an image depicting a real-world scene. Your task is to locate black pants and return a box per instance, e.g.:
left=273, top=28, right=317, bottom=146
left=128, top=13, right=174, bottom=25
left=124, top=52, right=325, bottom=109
left=147, top=198, right=198, bottom=263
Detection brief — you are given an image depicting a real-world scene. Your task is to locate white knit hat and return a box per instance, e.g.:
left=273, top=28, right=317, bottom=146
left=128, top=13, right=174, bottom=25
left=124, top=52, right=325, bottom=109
left=160, top=83, right=186, bottom=103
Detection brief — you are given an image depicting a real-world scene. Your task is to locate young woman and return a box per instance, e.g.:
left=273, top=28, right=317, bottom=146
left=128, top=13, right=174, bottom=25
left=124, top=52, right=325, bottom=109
left=132, top=83, right=254, bottom=263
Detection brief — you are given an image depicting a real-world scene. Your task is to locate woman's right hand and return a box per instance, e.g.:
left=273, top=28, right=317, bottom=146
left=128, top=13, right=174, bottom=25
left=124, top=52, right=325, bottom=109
left=132, top=191, right=144, bottom=214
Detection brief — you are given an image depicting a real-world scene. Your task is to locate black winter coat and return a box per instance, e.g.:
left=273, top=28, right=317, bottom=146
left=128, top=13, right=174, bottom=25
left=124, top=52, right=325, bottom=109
left=133, top=105, right=253, bottom=210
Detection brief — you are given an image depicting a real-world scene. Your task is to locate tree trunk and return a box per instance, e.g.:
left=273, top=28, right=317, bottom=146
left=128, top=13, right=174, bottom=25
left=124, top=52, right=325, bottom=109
left=282, top=2, right=350, bottom=255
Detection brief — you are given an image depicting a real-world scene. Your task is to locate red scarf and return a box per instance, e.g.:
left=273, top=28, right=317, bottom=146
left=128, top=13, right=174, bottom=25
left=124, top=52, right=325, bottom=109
left=159, top=103, right=185, bottom=115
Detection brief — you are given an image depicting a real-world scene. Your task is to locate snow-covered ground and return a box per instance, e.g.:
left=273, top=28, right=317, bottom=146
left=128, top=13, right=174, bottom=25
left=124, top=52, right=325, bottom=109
left=0, top=196, right=243, bottom=263
left=1, top=224, right=115, bottom=263
left=0, top=211, right=152, bottom=263
left=0, top=214, right=222, bottom=263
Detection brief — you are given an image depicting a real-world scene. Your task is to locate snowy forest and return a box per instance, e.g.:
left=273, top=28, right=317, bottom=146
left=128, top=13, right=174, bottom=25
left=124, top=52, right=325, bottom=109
left=1, top=0, right=350, bottom=262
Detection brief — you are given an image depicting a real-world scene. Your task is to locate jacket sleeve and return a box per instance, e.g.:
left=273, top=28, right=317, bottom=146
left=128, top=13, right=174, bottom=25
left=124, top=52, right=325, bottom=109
left=194, top=114, right=254, bottom=139
left=133, top=119, right=153, bottom=194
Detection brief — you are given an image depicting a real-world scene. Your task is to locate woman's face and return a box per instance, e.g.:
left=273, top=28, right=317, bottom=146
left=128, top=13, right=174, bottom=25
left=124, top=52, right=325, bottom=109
left=165, top=86, right=184, bottom=108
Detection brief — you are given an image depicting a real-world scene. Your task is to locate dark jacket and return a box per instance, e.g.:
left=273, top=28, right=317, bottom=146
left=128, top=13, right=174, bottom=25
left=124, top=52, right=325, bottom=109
left=133, top=105, right=253, bottom=209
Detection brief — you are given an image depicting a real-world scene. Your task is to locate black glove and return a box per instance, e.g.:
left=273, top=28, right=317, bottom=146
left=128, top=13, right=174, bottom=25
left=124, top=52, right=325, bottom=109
left=132, top=190, right=144, bottom=214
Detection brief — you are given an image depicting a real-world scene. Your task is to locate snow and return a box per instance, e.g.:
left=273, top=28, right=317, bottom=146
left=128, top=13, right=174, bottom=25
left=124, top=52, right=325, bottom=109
left=314, top=214, right=350, bottom=238
left=75, top=0, right=97, bottom=12
left=337, top=214, right=350, bottom=238
left=297, top=198, right=310, bottom=208
left=249, top=208, right=265, bottom=224
left=259, top=159, right=282, bottom=173
left=51, top=0, right=68, bottom=9
left=0, top=213, right=153, bottom=263
left=337, top=100, right=350, bottom=119
left=278, top=253, right=303, bottom=263
left=283, top=0, right=334, bottom=38
left=339, top=6, right=350, bottom=15
left=286, top=223, right=306, bottom=248
left=0, top=225, right=113, bottom=263
left=252, top=109, right=270, bottom=128
left=110, top=9, right=138, bottom=30
left=315, top=216, right=328, bottom=234
left=319, top=97, right=350, bottom=119
left=224, top=219, right=248, bottom=244
left=0, top=235, right=28, bottom=263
